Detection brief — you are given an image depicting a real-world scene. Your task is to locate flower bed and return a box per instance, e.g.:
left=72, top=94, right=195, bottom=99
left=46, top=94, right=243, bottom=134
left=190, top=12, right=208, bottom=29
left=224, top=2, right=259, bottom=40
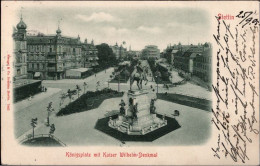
left=157, top=93, right=211, bottom=111
left=57, top=88, right=124, bottom=116
left=110, top=60, right=137, bottom=83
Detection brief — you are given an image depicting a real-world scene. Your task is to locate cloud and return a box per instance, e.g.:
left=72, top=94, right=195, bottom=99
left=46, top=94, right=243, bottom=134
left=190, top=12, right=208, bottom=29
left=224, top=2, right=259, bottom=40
left=101, top=26, right=130, bottom=37
left=137, top=26, right=162, bottom=34
left=75, top=12, right=120, bottom=23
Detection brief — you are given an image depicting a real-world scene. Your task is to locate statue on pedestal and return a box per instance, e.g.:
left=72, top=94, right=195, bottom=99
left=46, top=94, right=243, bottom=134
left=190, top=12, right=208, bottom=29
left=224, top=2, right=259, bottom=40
left=130, top=61, right=148, bottom=90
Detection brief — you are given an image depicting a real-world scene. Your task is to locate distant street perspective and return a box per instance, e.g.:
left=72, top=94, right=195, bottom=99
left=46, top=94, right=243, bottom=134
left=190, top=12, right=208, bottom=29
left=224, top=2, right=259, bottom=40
left=13, top=7, right=212, bottom=146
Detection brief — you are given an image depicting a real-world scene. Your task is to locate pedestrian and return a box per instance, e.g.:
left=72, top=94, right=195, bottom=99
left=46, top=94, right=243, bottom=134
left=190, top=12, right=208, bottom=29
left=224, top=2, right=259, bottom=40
left=45, top=87, right=47, bottom=92
left=95, top=74, right=96, bottom=77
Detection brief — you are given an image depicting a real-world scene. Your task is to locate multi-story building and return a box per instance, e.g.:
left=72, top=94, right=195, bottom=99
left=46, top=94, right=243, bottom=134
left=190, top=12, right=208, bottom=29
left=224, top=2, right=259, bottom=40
left=26, top=27, right=83, bottom=80
left=110, top=43, right=127, bottom=59
left=82, top=39, right=99, bottom=68
left=173, top=43, right=211, bottom=76
left=13, top=16, right=28, bottom=80
left=13, top=16, right=42, bottom=102
left=193, top=47, right=212, bottom=83
left=141, top=45, right=160, bottom=60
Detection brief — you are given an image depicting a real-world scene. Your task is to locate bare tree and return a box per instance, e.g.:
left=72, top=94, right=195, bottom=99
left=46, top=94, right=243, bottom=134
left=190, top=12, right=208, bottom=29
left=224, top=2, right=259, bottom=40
left=31, top=118, right=37, bottom=138
left=49, top=124, right=55, bottom=137
left=46, top=102, right=55, bottom=126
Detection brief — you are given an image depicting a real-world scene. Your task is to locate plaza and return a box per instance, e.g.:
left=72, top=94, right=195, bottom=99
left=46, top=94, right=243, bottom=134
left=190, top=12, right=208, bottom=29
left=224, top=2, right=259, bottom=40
left=15, top=60, right=212, bottom=146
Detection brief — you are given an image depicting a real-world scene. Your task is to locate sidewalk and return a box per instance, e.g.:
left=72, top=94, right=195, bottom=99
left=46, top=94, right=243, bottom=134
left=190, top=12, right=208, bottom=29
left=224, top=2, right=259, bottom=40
left=43, top=67, right=114, bottom=84
left=14, top=88, right=62, bottom=111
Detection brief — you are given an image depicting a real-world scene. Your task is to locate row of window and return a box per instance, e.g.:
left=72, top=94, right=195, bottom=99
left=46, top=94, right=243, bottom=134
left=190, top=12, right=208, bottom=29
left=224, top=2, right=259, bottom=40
left=28, top=62, right=82, bottom=70
left=27, top=45, right=81, bottom=54
left=195, top=57, right=212, bottom=63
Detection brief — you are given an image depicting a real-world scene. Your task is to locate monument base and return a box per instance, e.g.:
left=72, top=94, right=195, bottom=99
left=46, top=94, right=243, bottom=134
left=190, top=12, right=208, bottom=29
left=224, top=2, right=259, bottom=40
left=108, top=114, right=167, bottom=135
left=108, top=89, right=167, bottom=135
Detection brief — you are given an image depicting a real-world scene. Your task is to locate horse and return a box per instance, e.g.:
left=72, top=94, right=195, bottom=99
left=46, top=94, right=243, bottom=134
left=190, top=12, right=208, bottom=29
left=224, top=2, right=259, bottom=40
left=130, top=71, right=148, bottom=90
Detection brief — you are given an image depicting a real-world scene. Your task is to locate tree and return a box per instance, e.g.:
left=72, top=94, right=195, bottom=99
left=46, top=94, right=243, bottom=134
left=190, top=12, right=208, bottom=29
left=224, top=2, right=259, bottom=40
left=68, top=89, right=72, bottom=103
left=76, top=85, right=81, bottom=98
left=49, top=124, right=55, bottom=136
left=31, top=118, right=37, bottom=138
left=96, top=43, right=118, bottom=67
left=46, top=102, right=55, bottom=126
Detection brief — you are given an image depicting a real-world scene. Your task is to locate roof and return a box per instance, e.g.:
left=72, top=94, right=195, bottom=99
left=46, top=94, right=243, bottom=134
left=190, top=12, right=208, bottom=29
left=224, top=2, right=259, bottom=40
left=27, top=35, right=81, bottom=45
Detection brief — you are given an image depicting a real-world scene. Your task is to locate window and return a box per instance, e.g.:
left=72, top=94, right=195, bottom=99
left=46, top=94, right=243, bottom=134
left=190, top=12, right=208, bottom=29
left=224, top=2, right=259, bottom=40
left=17, top=69, right=21, bottom=76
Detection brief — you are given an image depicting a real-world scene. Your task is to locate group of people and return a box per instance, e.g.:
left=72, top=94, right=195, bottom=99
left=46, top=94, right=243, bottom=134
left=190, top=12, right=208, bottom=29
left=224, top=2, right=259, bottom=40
left=41, top=85, right=47, bottom=92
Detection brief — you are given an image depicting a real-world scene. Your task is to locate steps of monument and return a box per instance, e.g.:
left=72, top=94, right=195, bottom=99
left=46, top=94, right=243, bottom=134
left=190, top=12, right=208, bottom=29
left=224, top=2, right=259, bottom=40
left=120, top=121, right=130, bottom=129
left=138, top=114, right=155, bottom=122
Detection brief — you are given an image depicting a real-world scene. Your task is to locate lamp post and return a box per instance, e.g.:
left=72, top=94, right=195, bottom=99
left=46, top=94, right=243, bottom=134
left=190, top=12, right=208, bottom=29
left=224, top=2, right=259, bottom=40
left=118, top=73, right=120, bottom=92
left=83, top=82, right=87, bottom=94
left=155, top=75, right=158, bottom=94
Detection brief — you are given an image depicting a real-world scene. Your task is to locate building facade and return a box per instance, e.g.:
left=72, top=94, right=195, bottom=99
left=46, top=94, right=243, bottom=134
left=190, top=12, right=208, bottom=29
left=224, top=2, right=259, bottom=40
left=13, top=16, right=28, bottom=80
left=141, top=45, right=160, bottom=60
left=26, top=28, right=82, bottom=80
left=193, top=47, right=212, bottom=82
left=82, top=39, right=99, bottom=68
left=110, top=43, right=127, bottom=59
left=173, top=43, right=212, bottom=82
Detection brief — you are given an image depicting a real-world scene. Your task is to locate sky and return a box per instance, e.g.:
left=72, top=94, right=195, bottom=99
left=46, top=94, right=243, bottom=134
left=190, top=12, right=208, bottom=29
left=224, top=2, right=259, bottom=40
left=17, top=5, right=211, bottom=51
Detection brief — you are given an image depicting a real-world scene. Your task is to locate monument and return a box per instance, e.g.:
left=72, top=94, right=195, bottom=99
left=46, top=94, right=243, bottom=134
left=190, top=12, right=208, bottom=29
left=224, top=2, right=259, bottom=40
left=108, top=61, right=167, bottom=135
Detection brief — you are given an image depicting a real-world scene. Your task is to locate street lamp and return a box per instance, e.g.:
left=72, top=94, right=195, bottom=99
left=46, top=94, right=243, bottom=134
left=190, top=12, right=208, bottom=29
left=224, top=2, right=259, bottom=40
left=155, top=76, right=159, bottom=94
left=118, top=73, right=120, bottom=92
left=83, top=82, right=87, bottom=94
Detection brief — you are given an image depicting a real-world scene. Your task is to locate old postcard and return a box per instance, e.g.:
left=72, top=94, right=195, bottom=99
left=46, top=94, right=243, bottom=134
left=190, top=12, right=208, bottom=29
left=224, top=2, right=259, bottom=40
left=1, top=1, right=259, bottom=165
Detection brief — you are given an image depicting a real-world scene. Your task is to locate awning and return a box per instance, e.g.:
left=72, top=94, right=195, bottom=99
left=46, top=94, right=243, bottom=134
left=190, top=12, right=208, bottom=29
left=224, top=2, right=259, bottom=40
left=34, top=72, right=41, bottom=77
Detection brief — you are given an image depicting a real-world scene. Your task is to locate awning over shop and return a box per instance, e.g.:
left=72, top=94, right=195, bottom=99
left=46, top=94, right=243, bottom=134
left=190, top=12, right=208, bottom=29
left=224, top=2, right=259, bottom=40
left=65, top=68, right=92, bottom=78
left=34, top=72, right=41, bottom=77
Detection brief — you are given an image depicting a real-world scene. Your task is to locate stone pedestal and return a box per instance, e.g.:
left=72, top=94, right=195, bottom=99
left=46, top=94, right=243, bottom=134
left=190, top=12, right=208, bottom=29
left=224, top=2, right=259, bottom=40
left=108, top=90, right=167, bottom=135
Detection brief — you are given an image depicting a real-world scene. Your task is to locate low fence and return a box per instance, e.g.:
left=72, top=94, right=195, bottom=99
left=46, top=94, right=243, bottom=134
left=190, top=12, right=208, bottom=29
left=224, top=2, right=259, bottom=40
left=14, top=80, right=42, bottom=102
left=20, top=134, right=67, bottom=147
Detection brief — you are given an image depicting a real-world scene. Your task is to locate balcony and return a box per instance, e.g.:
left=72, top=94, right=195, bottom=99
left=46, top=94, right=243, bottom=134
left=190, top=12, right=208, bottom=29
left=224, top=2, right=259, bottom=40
left=47, top=58, right=57, bottom=63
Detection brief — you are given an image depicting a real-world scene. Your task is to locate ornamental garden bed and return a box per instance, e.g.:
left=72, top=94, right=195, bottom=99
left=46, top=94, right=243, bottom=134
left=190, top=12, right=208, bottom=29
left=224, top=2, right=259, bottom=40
left=157, top=93, right=211, bottom=111
left=56, top=88, right=124, bottom=116
left=110, top=60, right=137, bottom=83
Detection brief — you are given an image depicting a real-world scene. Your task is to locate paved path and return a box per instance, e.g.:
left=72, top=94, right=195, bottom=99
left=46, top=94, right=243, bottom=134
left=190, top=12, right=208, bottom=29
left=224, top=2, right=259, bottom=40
left=31, top=98, right=211, bottom=146
left=14, top=88, right=61, bottom=112
left=15, top=68, right=114, bottom=139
